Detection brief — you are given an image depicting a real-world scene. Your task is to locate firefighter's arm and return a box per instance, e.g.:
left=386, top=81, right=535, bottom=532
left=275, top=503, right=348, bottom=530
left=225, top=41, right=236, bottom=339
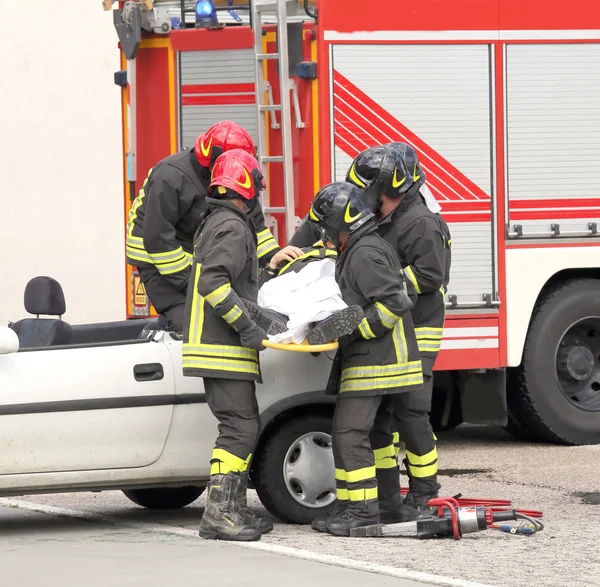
left=352, top=247, right=413, bottom=340
left=288, top=214, right=323, bottom=248
left=249, top=201, right=280, bottom=266
left=142, top=175, right=192, bottom=291
left=400, top=217, right=446, bottom=295
left=196, top=221, right=258, bottom=334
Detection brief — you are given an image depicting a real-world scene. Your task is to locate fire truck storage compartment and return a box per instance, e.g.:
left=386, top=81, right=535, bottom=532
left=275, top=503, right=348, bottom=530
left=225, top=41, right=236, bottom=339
left=178, top=49, right=259, bottom=149
left=331, top=44, right=496, bottom=307
left=506, top=43, right=600, bottom=238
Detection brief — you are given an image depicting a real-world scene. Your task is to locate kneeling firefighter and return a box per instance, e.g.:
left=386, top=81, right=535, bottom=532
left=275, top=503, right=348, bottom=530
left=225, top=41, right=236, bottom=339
left=347, top=144, right=452, bottom=517
left=126, top=121, right=280, bottom=333
left=182, top=149, right=276, bottom=542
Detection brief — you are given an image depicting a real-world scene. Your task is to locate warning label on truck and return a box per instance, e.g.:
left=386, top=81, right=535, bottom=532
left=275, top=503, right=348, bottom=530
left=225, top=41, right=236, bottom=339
left=133, top=276, right=147, bottom=307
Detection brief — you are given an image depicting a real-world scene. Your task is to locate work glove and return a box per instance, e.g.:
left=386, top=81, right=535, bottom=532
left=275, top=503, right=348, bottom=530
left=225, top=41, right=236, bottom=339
left=239, top=323, right=268, bottom=351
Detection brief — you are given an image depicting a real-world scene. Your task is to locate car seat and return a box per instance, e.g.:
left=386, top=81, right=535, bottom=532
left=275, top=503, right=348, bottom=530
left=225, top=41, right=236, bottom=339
left=10, top=276, right=72, bottom=348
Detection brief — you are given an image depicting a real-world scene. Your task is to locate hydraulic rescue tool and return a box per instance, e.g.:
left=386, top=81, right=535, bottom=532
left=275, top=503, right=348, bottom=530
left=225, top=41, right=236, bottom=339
left=350, top=497, right=544, bottom=540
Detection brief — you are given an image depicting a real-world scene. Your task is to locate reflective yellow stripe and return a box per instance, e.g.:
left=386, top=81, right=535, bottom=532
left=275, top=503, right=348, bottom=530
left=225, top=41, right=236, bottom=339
left=211, top=448, right=247, bottom=472
left=373, top=445, right=395, bottom=461
left=341, top=360, right=423, bottom=379
left=257, top=239, right=280, bottom=258
left=337, top=488, right=349, bottom=500
left=405, top=447, right=438, bottom=466
left=335, top=468, right=347, bottom=481
left=183, top=343, right=256, bottom=360
left=340, top=373, right=423, bottom=393
left=211, top=461, right=237, bottom=475
left=406, top=462, right=438, bottom=478
left=415, top=327, right=443, bottom=354
left=223, top=305, right=243, bottom=325
left=155, top=255, right=191, bottom=276
left=404, top=265, right=421, bottom=294
left=126, top=168, right=153, bottom=239
left=375, top=458, right=398, bottom=469
left=189, top=265, right=204, bottom=345
left=182, top=356, right=259, bottom=375
left=392, top=432, right=400, bottom=444
left=346, top=466, right=376, bottom=484
left=256, top=228, right=274, bottom=244
left=184, top=252, right=193, bottom=262
left=150, top=247, right=186, bottom=261
left=418, top=341, right=441, bottom=353
left=392, top=320, right=408, bottom=365
left=126, top=247, right=152, bottom=263
left=205, top=283, right=232, bottom=306
left=375, top=302, right=401, bottom=329
left=415, top=327, right=443, bottom=338
left=393, top=432, right=400, bottom=458
left=358, top=318, right=377, bottom=340
left=347, top=487, right=378, bottom=501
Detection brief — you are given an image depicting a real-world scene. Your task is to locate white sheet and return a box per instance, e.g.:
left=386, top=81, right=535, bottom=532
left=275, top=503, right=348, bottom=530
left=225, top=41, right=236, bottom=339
left=257, top=259, right=347, bottom=344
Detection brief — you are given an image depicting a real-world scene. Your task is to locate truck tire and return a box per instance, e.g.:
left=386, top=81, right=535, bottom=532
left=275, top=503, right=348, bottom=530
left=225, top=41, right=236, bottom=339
left=512, top=278, right=600, bottom=445
left=504, top=369, right=542, bottom=442
left=253, top=413, right=337, bottom=524
left=122, top=486, right=204, bottom=509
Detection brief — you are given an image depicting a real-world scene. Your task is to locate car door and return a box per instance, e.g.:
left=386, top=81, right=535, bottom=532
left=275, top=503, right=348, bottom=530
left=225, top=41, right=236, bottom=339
left=0, top=337, right=175, bottom=475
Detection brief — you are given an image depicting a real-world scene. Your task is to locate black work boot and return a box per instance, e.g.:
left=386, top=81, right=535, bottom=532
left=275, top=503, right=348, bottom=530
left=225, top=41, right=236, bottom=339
left=311, top=501, right=347, bottom=533
left=377, top=467, right=405, bottom=524
left=242, top=300, right=288, bottom=335
left=199, top=473, right=261, bottom=542
left=306, top=305, right=365, bottom=345
left=326, top=499, right=380, bottom=537
left=401, top=457, right=441, bottom=521
left=236, top=472, right=273, bottom=534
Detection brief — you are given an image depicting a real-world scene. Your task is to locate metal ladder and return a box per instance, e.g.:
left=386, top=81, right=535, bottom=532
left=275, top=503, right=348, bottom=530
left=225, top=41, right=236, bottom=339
left=251, top=0, right=299, bottom=242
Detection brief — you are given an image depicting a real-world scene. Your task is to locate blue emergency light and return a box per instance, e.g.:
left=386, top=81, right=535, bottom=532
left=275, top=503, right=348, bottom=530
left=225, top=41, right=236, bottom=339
left=195, top=0, right=218, bottom=28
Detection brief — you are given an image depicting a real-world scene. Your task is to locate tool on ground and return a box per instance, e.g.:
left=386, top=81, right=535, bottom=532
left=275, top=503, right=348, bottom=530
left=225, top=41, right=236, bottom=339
left=350, top=496, right=544, bottom=540
left=262, top=339, right=338, bottom=352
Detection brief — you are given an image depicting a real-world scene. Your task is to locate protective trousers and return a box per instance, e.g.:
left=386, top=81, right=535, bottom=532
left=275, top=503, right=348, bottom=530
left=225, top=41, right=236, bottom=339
left=138, top=267, right=186, bottom=333
left=203, top=378, right=261, bottom=476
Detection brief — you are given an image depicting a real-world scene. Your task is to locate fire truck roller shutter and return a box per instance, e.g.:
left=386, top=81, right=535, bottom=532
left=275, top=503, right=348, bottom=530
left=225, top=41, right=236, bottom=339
left=332, top=44, right=495, bottom=307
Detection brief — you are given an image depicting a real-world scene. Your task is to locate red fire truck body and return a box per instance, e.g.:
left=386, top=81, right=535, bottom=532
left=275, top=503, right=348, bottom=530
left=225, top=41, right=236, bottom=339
left=111, top=0, right=600, bottom=444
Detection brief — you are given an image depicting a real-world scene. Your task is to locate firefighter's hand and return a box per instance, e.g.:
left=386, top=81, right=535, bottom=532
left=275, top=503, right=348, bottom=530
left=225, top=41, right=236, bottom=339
left=268, top=246, right=304, bottom=269
left=239, top=323, right=268, bottom=351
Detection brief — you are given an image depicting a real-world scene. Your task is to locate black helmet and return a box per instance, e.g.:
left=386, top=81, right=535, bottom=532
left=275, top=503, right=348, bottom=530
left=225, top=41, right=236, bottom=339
left=308, top=182, right=374, bottom=247
left=346, top=145, right=414, bottom=211
left=387, top=142, right=426, bottom=190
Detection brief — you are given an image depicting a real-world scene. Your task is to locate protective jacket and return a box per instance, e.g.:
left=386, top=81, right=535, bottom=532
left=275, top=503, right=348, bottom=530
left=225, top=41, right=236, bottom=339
left=327, top=224, right=424, bottom=397
left=126, top=148, right=279, bottom=292
left=377, top=191, right=451, bottom=374
left=182, top=199, right=262, bottom=382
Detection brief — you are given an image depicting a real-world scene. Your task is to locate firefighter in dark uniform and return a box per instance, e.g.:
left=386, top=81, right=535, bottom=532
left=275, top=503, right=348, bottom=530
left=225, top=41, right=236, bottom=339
left=347, top=144, right=452, bottom=517
left=126, top=120, right=280, bottom=333
left=182, top=149, right=279, bottom=542
left=306, top=182, right=424, bottom=536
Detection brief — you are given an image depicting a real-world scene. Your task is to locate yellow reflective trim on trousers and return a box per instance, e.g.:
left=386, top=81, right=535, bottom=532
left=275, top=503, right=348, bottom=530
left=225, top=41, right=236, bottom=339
left=155, top=255, right=191, bottom=276
left=405, top=447, right=438, bottom=466
left=183, top=343, right=257, bottom=360
left=418, top=341, right=441, bottom=353
left=210, top=461, right=237, bottom=475
left=345, top=466, right=376, bottom=484
left=348, top=487, right=378, bottom=501
left=340, top=373, right=424, bottom=393
left=358, top=318, right=377, bottom=340
left=375, top=457, right=398, bottom=469
left=205, top=282, right=232, bottom=307
left=373, top=444, right=395, bottom=461
left=189, top=265, right=204, bottom=345
left=375, top=302, right=401, bottom=329
left=335, top=468, right=347, bottom=481
left=337, top=488, right=349, bottom=500
left=406, top=461, right=438, bottom=478
left=341, top=360, right=422, bottom=380
left=223, top=305, right=243, bottom=325
left=392, top=432, right=400, bottom=444
left=404, top=266, right=421, bottom=294
left=182, top=356, right=259, bottom=375
left=211, top=448, right=247, bottom=472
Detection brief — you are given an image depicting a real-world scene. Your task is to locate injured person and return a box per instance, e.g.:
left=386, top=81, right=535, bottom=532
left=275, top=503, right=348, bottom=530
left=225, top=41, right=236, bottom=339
left=243, top=241, right=364, bottom=345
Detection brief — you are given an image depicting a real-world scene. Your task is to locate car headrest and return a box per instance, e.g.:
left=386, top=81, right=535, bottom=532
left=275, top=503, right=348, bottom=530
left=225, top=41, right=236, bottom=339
left=24, top=276, right=66, bottom=317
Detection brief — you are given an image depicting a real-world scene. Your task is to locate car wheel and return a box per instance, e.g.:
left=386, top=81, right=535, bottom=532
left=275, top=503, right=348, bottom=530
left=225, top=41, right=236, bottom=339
left=122, top=486, right=205, bottom=509
left=253, top=413, right=336, bottom=524
left=511, top=279, right=600, bottom=445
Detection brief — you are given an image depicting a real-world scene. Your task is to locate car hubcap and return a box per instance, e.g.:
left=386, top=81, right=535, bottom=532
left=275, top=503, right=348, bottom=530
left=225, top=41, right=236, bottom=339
left=283, top=432, right=336, bottom=509
left=555, top=317, right=600, bottom=411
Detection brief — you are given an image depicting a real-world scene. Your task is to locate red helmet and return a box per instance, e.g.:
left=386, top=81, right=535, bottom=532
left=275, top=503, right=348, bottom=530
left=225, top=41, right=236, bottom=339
left=209, top=149, right=266, bottom=201
left=194, top=121, right=256, bottom=168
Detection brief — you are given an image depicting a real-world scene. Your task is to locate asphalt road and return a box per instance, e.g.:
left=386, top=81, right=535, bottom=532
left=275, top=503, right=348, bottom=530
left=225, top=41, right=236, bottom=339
left=2, top=425, right=599, bottom=587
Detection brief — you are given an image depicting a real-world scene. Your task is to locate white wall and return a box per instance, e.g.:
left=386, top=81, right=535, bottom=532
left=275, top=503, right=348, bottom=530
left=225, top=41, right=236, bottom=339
left=0, top=2, right=125, bottom=326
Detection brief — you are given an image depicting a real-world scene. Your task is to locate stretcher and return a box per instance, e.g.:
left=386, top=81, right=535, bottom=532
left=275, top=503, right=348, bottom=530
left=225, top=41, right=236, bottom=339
left=262, top=339, right=338, bottom=352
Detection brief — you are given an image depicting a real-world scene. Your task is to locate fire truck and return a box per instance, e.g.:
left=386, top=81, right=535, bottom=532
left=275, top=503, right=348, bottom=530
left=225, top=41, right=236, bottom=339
left=105, top=0, right=600, bottom=445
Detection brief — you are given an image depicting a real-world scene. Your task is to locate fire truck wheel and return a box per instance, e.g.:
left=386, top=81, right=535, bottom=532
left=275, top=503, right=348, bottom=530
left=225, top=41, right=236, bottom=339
left=252, top=413, right=337, bottom=524
left=504, top=369, right=542, bottom=442
left=122, top=486, right=205, bottom=509
left=513, top=278, right=600, bottom=445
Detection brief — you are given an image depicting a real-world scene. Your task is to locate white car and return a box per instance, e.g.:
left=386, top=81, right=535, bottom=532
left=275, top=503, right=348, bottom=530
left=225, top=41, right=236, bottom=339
left=0, top=277, right=339, bottom=524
